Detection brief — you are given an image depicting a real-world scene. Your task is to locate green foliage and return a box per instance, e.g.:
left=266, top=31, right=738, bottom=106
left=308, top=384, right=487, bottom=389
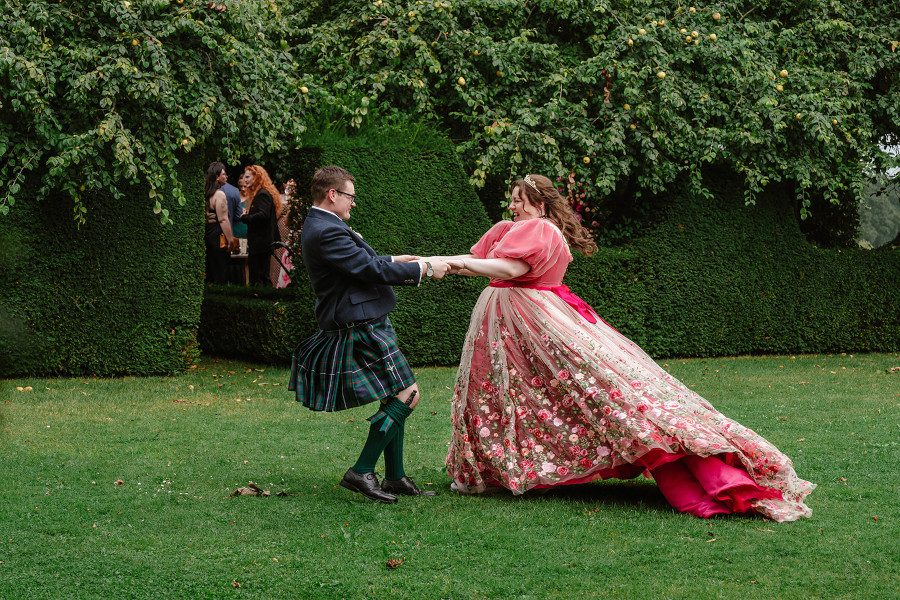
left=288, top=0, right=899, bottom=218
left=0, top=0, right=306, bottom=223
left=570, top=173, right=899, bottom=357
left=200, top=125, right=492, bottom=365
left=199, top=284, right=313, bottom=364
left=0, top=155, right=206, bottom=377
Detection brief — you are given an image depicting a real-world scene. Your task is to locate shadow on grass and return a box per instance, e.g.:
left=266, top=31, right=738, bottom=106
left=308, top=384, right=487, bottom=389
left=520, top=479, right=675, bottom=514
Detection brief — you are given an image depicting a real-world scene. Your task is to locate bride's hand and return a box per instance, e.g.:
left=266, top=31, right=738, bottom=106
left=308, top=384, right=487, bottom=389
left=446, top=259, right=466, bottom=274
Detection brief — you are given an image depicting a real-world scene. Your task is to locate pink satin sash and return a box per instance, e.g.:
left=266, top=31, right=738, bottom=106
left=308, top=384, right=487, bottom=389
left=489, top=280, right=600, bottom=325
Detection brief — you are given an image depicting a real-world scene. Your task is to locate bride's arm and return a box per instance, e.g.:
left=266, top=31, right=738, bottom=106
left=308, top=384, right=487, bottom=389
left=422, top=254, right=478, bottom=276
left=453, top=257, right=530, bottom=280
left=422, top=253, right=475, bottom=261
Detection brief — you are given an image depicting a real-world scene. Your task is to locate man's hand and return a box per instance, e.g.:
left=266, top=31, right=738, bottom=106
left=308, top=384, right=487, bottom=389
left=429, top=260, right=452, bottom=280
left=393, top=255, right=421, bottom=263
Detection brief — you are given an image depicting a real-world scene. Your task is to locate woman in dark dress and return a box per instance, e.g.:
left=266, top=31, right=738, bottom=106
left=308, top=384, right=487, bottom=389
left=237, top=165, right=282, bottom=286
left=204, top=162, right=235, bottom=285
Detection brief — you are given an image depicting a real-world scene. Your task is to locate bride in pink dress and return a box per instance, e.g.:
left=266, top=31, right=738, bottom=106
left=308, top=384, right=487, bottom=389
left=441, top=174, right=815, bottom=521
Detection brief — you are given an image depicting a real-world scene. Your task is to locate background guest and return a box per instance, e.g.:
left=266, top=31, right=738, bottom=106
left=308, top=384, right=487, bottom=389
left=238, top=165, right=281, bottom=286
left=204, top=162, right=235, bottom=285
left=271, top=178, right=296, bottom=288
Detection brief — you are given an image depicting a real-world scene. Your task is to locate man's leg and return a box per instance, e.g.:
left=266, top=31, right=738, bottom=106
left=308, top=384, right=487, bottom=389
left=351, top=386, right=417, bottom=474
left=381, top=384, right=436, bottom=497
left=381, top=381, right=421, bottom=480
left=341, top=393, right=412, bottom=503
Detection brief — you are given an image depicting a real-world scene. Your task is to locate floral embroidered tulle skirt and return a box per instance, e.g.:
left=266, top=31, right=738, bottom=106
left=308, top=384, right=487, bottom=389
left=445, top=287, right=815, bottom=522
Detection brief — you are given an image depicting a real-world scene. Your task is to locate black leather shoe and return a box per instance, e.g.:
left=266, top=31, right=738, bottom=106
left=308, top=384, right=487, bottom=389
left=381, top=476, right=437, bottom=497
left=340, top=469, right=398, bottom=503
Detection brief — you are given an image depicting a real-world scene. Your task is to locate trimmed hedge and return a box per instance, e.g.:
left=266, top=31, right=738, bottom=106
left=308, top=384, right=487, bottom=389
left=571, top=174, right=898, bottom=357
left=0, top=156, right=206, bottom=376
left=202, top=156, right=898, bottom=364
left=199, top=127, right=492, bottom=364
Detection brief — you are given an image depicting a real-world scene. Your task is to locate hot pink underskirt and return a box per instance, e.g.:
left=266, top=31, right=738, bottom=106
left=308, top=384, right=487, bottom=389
left=534, top=449, right=783, bottom=518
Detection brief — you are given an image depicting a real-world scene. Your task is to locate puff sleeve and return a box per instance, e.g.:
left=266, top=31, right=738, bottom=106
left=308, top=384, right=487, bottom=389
left=470, top=220, right=516, bottom=259
left=489, top=218, right=571, bottom=279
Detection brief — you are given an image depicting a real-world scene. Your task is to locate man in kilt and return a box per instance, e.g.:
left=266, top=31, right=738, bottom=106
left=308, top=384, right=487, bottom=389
left=289, top=166, right=453, bottom=503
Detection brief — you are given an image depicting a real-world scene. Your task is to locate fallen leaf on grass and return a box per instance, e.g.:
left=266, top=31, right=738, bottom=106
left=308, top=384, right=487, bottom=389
left=838, top=476, right=847, bottom=482
left=230, top=481, right=270, bottom=497
left=872, top=515, right=878, bottom=522
left=887, top=366, right=899, bottom=374
left=386, top=558, right=405, bottom=569
left=232, top=580, right=241, bottom=588
left=706, top=538, right=716, bottom=543
left=114, top=479, right=124, bottom=486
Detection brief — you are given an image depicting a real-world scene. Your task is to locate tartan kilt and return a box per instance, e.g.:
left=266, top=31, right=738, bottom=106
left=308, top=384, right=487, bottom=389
left=288, top=316, right=416, bottom=412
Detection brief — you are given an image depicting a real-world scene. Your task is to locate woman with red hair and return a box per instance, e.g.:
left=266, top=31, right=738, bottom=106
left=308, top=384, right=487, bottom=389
left=238, top=165, right=282, bottom=286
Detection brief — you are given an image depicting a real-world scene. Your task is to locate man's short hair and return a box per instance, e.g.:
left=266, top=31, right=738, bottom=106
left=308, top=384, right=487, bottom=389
left=311, top=166, right=354, bottom=204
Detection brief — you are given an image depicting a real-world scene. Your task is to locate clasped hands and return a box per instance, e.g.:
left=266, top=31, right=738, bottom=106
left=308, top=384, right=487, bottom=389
left=392, top=255, right=466, bottom=280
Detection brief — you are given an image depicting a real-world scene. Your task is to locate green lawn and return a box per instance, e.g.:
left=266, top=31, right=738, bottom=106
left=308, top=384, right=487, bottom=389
left=1, top=353, right=898, bottom=599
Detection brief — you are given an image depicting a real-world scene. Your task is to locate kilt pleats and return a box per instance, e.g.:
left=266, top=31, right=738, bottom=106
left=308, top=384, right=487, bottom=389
left=288, top=317, right=415, bottom=412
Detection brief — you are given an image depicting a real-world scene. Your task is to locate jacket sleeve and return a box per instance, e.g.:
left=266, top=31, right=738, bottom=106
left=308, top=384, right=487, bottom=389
left=319, top=226, right=422, bottom=286
left=239, top=192, right=273, bottom=224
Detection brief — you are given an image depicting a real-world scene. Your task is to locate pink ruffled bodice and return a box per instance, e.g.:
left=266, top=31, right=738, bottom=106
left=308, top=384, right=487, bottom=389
left=470, top=219, right=572, bottom=286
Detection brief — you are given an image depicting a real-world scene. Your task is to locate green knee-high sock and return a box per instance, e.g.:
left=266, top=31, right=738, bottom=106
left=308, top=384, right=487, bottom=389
left=351, top=398, right=412, bottom=474
left=383, top=423, right=406, bottom=481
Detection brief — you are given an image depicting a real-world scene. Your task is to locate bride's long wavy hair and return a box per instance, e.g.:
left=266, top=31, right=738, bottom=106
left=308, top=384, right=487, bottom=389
left=510, top=174, right=598, bottom=256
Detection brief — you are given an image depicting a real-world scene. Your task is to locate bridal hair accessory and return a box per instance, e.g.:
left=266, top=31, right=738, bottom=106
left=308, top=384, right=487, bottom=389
left=523, top=174, right=539, bottom=192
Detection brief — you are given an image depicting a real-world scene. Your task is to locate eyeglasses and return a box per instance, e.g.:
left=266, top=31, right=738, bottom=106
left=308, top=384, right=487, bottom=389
left=334, top=190, right=357, bottom=202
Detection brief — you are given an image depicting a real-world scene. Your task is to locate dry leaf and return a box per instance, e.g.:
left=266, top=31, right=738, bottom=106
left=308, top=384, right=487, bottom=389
left=386, top=558, right=405, bottom=569
left=838, top=476, right=847, bottom=482
left=232, top=580, right=241, bottom=588
left=230, top=481, right=271, bottom=497
left=872, top=515, right=878, bottom=522
left=114, top=479, right=124, bottom=486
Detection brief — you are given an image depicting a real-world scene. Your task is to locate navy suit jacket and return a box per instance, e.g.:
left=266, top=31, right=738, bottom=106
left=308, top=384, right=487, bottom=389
left=301, top=207, right=421, bottom=330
